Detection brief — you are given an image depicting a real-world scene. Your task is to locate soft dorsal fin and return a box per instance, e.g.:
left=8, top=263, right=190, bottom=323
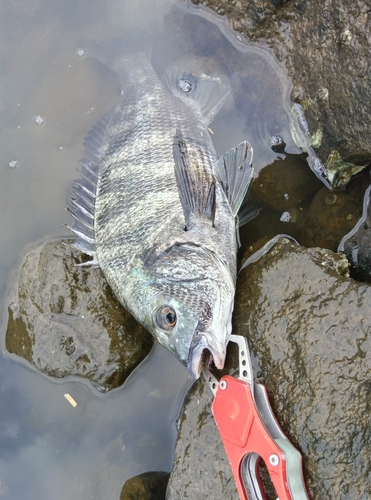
left=215, top=141, right=254, bottom=217
left=66, top=108, right=114, bottom=266
left=173, top=129, right=216, bottom=230
left=164, top=66, right=230, bottom=124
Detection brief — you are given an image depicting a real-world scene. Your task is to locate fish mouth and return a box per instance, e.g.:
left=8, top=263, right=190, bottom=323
left=187, top=334, right=226, bottom=379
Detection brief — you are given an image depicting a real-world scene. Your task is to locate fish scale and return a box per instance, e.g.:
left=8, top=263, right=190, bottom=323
left=68, top=50, right=255, bottom=377
left=96, top=60, right=217, bottom=267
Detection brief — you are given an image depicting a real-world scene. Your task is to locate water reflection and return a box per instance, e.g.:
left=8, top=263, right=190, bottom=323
left=0, top=344, right=190, bottom=499
left=0, top=0, right=298, bottom=497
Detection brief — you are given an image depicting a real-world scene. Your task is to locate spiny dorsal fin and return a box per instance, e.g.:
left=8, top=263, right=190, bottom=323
left=173, top=129, right=216, bottom=230
left=215, top=141, right=254, bottom=217
left=164, top=66, right=230, bottom=124
left=67, top=108, right=114, bottom=265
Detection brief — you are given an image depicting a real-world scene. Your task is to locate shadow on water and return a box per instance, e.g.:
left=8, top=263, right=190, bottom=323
left=0, top=0, right=338, bottom=498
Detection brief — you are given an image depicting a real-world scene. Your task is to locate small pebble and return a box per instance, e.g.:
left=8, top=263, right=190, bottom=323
left=316, top=87, right=329, bottom=103
left=340, top=29, right=352, bottom=45
left=270, top=135, right=286, bottom=153
left=33, top=115, right=44, bottom=125
left=325, top=193, right=337, bottom=205
left=77, top=48, right=86, bottom=57
left=179, top=79, right=192, bottom=93
left=280, top=211, right=291, bottom=223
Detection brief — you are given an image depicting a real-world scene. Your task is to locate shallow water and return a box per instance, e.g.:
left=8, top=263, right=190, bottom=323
left=0, top=343, right=190, bottom=499
left=0, top=0, right=302, bottom=498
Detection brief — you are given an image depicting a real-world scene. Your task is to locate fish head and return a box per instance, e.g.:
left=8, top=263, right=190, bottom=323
left=141, top=243, right=235, bottom=378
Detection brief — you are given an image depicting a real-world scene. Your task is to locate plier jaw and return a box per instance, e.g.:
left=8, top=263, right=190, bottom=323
left=203, top=334, right=310, bottom=500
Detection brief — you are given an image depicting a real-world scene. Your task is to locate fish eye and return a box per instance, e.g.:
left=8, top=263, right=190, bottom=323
left=154, top=306, right=177, bottom=331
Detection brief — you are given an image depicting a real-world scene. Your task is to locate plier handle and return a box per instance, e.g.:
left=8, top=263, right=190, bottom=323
left=203, top=334, right=310, bottom=500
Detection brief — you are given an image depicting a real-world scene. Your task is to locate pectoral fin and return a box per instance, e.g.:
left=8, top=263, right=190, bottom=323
left=173, top=129, right=216, bottom=229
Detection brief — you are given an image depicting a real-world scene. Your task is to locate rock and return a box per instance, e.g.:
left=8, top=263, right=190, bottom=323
left=249, top=154, right=323, bottom=212
left=339, top=185, right=371, bottom=283
left=167, top=240, right=371, bottom=499
left=191, top=0, right=371, bottom=187
left=4, top=237, right=153, bottom=392
left=243, top=151, right=324, bottom=251
left=241, top=167, right=369, bottom=253
left=120, top=471, right=170, bottom=500
left=166, top=376, right=238, bottom=500
left=300, top=180, right=365, bottom=251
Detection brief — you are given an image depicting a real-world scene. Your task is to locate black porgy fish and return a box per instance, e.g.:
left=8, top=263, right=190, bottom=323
left=68, top=49, right=254, bottom=378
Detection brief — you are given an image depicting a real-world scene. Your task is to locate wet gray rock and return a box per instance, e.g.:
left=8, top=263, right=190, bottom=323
left=166, top=377, right=238, bottom=499
left=167, top=239, right=371, bottom=499
left=339, top=185, right=371, bottom=283
left=191, top=0, right=371, bottom=187
left=4, top=237, right=153, bottom=392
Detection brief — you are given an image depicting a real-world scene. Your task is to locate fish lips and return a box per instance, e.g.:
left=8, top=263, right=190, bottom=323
left=187, top=333, right=226, bottom=379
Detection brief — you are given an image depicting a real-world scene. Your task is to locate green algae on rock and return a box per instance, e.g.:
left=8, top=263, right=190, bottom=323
left=4, top=237, right=153, bottom=392
left=325, top=150, right=367, bottom=190
left=167, top=239, right=371, bottom=499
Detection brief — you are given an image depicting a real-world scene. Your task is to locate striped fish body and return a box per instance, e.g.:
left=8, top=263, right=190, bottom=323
left=69, top=52, right=254, bottom=377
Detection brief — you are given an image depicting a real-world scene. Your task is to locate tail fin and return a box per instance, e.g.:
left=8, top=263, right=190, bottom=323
left=82, top=0, right=173, bottom=74
left=83, top=33, right=152, bottom=81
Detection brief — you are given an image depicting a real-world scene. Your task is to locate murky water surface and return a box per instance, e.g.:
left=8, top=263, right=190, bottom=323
left=0, top=0, right=302, bottom=498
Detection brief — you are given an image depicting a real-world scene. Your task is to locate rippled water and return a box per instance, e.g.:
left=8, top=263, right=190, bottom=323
left=0, top=0, right=299, bottom=498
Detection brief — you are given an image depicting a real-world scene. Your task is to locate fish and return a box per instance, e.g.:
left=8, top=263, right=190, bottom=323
left=67, top=49, right=254, bottom=378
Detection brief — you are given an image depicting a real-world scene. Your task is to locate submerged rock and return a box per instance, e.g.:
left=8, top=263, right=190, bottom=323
left=191, top=0, right=371, bottom=187
left=241, top=167, right=368, bottom=253
left=249, top=154, right=322, bottom=212
left=120, top=471, right=170, bottom=500
left=167, top=240, right=371, bottom=499
left=300, top=181, right=365, bottom=251
left=4, top=237, right=153, bottom=391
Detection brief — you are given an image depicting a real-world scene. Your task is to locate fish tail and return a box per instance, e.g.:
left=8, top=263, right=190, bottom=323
left=82, top=33, right=152, bottom=80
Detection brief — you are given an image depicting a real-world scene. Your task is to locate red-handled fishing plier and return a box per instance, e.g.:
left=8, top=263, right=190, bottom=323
left=203, top=334, right=310, bottom=500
